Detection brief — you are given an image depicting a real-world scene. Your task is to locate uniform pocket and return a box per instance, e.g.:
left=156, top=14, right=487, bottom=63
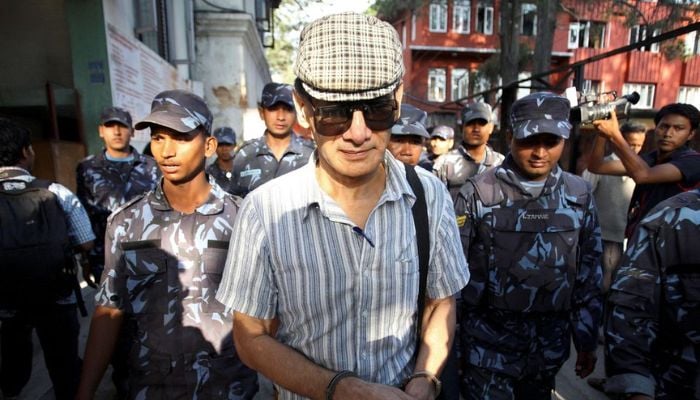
left=201, top=244, right=229, bottom=313
left=122, top=242, right=168, bottom=314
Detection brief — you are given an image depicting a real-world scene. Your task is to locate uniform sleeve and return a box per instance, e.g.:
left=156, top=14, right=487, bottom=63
left=48, top=182, right=96, bottom=246
left=230, top=151, right=247, bottom=197
left=603, top=223, right=659, bottom=397
left=569, top=193, right=603, bottom=353
left=94, top=216, right=127, bottom=308
left=216, top=196, right=277, bottom=319
left=426, top=179, right=470, bottom=300
left=453, top=182, right=485, bottom=306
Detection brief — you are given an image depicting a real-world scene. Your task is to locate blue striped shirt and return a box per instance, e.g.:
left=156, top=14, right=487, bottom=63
left=217, top=152, right=469, bottom=399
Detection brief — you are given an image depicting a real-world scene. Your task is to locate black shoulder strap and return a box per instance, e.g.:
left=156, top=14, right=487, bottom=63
left=404, top=164, right=430, bottom=346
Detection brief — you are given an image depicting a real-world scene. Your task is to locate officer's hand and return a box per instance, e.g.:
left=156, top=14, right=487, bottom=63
left=575, top=351, right=597, bottom=378
left=334, top=377, right=418, bottom=400
left=592, top=110, right=621, bottom=141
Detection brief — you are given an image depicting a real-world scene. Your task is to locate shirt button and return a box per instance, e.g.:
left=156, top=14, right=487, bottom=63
left=361, top=352, right=367, bottom=359
left=361, top=310, right=368, bottom=318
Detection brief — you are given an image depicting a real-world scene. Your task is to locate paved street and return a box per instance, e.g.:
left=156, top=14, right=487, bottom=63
left=5, top=283, right=610, bottom=400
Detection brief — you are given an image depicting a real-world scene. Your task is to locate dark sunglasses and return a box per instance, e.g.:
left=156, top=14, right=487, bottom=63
left=309, top=99, right=398, bottom=136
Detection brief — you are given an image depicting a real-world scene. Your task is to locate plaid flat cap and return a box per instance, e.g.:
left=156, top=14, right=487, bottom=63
left=511, top=92, right=572, bottom=140
left=261, top=83, right=294, bottom=109
left=100, top=107, right=132, bottom=127
left=135, top=90, right=213, bottom=134
left=294, top=12, right=404, bottom=102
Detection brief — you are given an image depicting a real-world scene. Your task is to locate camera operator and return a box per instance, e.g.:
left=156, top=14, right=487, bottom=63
left=588, top=103, right=700, bottom=239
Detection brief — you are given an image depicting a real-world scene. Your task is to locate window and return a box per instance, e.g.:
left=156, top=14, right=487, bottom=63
left=453, top=0, right=471, bottom=34
left=630, top=25, right=661, bottom=53
left=429, top=2, right=447, bottom=32
left=521, top=3, right=537, bottom=36
left=678, top=86, right=700, bottom=105
left=428, top=68, right=447, bottom=102
left=451, top=68, right=469, bottom=101
left=622, top=83, right=655, bottom=109
left=582, top=80, right=603, bottom=97
left=476, top=3, right=493, bottom=35
left=568, top=21, right=606, bottom=49
left=685, top=30, right=700, bottom=56
left=517, top=72, right=531, bottom=100
left=134, top=0, right=169, bottom=59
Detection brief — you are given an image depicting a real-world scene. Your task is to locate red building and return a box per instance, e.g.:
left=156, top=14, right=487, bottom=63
left=383, top=0, right=700, bottom=124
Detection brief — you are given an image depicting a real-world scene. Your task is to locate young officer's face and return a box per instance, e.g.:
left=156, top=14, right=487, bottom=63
left=259, top=103, right=296, bottom=137
left=150, top=126, right=216, bottom=185
left=655, top=114, right=696, bottom=155
left=462, top=119, right=494, bottom=148
left=388, top=135, right=424, bottom=166
left=99, top=122, right=133, bottom=153
left=429, top=137, right=453, bottom=156
left=216, top=143, right=236, bottom=162
left=510, top=133, right=565, bottom=181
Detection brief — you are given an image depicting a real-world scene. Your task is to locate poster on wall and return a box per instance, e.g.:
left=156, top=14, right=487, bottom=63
left=106, top=24, right=191, bottom=145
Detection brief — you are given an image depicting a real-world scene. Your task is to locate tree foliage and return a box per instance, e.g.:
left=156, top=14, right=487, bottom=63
left=368, top=0, right=424, bottom=19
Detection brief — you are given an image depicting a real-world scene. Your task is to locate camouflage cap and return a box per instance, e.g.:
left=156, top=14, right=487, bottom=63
left=431, top=125, right=454, bottom=140
left=135, top=90, right=213, bottom=134
left=261, top=83, right=294, bottom=109
left=511, top=92, right=572, bottom=140
left=100, top=107, right=132, bottom=128
left=294, top=12, right=404, bottom=102
left=391, top=105, right=429, bottom=139
left=213, top=127, right=236, bottom=144
left=460, top=102, right=493, bottom=125
left=400, top=104, right=428, bottom=126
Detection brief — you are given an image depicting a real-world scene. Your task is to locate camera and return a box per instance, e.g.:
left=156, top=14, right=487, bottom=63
left=569, top=91, right=640, bottom=124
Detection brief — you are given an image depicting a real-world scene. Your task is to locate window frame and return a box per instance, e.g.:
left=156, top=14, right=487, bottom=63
left=453, top=0, right=471, bottom=34
left=428, top=68, right=447, bottom=102
left=622, top=83, right=656, bottom=109
left=520, top=3, right=537, bottom=36
left=475, top=3, right=494, bottom=35
left=678, top=86, right=700, bottom=105
left=451, top=68, right=469, bottom=101
left=429, top=2, right=448, bottom=33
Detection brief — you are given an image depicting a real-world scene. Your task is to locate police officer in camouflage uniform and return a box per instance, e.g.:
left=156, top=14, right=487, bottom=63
left=206, top=126, right=237, bottom=193
left=434, top=102, right=505, bottom=198
left=603, top=188, right=700, bottom=400
left=231, top=82, right=313, bottom=197
left=388, top=104, right=431, bottom=168
left=454, top=92, right=603, bottom=399
left=76, top=107, right=159, bottom=285
left=76, top=90, right=257, bottom=400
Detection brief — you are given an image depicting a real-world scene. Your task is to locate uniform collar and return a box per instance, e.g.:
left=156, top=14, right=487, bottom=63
left=496, top=154, right=563, bottom=197
left=0, top=166, right=33, bottom=181
left=96, top=146, right=144, bottom=164
left=302, top=150, right=415, bottom=221
left=256, top=133, right=307, bottom=157
left=149, top=178, right=226, bottom=215
left=459, top=144, right=498, bottom=166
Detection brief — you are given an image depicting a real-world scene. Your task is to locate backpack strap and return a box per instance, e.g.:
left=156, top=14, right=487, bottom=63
left=404, top=164, right=430, bottom=350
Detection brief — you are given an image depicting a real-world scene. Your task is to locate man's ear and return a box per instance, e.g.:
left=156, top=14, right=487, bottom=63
left=258, top=106, right=265, bottom=121
left=293, top=91, right=312, bottom=129
left=98, top=124, right=106, bottom=139
left=204, top=135, right=218, bottom=158
left=394, top=83, right=404, bottom=120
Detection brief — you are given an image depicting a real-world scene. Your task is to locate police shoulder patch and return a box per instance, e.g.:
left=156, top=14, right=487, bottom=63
left=456, top=214, right=467, bottom=227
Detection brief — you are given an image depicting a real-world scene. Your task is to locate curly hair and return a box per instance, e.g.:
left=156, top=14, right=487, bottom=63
left=0, top=118, right=32, bottom=167
left=654, top=103, right=700, bottom=131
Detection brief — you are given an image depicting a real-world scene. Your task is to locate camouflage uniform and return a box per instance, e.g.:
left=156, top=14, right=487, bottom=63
left=604, top=189, right=700, bottom=399
left=454, top=156, right=603, bottom=399
left=434, top=145, right=505, bottom=197
left=230, top=134, right=313, bottom=197
left=206, top=162, right=235, bottom=194
left=95, top=180, right=257, bottom=399
left=76, top=147, right=159, bottom=276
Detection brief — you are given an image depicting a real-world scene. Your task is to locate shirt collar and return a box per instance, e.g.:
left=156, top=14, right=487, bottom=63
left=96, top=146, right=143, bottom=163
left=256, top=133, right=307, bottom=157
left=148, top=178, right=226, bottom=215
left=301, top=150, right=415, bottom=221
left=459, top=144, right=497, bottom=165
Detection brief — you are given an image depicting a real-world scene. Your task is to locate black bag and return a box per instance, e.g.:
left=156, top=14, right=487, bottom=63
left=0, top=178, right=73, bottom=308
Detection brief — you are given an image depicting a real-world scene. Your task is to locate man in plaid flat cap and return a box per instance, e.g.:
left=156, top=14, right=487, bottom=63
left=453, top=92, right=602, bottom=399
left=218, top=12, right=468, bottom=400
left=77, top=90, right=257, bottom=399
left=230, top=82, right=314, bottom=197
